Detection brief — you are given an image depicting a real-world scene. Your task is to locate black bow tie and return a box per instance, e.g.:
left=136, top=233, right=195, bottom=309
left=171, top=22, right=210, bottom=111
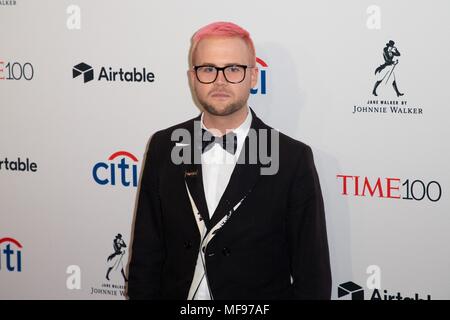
left=201, top=129, right=238, bottom=154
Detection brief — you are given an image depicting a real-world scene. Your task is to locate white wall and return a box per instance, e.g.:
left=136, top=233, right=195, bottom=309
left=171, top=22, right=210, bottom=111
left=1, top=0, right=449, bottom=300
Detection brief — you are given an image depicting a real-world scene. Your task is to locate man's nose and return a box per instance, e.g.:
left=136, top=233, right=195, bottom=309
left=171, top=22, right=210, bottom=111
left=215, top=70, right=227, bottom=85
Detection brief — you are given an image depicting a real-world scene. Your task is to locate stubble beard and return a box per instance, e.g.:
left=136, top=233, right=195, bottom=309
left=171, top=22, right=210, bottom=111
left=198, top=95, right=247, bottom=117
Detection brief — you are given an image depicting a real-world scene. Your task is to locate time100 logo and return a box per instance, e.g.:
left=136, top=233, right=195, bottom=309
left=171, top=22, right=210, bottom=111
left=0, top=60, right=34, bottom=81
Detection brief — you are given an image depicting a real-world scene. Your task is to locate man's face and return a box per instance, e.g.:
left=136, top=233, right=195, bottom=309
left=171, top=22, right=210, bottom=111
left=190, top=36, right=258, bottom=117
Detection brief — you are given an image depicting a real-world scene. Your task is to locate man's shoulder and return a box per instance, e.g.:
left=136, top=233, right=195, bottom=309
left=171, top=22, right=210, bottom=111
left=278, top=131, right=311, bottom=153
left=256, top=116, right=312, bottom=156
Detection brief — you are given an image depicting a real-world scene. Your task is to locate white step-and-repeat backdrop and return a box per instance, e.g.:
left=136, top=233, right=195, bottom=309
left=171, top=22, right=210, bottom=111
left=1, top=0, right=449, bottom=299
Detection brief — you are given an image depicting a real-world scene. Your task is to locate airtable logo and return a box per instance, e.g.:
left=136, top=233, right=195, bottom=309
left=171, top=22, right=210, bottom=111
left=0, top=237, right=22, bottom=272
left=93, top=151, right=139, bottom=187
left=338, top=281, right=364, bottom=300
left=250, top=57, right=268, bottom=95
left=338, top=281, right=432, bottom=300
left=72, top=62, right=155, bottom=83
left=73, top=63, right=93, bottom=83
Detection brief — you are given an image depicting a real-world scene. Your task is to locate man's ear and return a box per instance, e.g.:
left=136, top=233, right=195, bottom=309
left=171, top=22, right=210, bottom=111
left=250, top=67, right=259, bottom=88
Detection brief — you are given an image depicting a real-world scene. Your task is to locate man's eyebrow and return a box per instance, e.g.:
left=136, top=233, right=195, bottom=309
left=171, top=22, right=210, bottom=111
left=197, top=62, right=245, bottom=67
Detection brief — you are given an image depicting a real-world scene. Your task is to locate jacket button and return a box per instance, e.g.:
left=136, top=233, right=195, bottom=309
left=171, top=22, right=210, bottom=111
left=222, top=247, right=231, bottom=256
left=184, top=241, right=192, bottom=249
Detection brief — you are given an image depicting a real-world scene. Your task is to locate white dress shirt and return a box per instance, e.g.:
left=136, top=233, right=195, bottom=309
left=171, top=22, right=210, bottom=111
left=193, top=106, right=252, bottom=300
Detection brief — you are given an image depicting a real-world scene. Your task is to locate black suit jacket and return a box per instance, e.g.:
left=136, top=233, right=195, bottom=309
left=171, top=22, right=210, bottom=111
left=128, top=109, right=331, bottom=300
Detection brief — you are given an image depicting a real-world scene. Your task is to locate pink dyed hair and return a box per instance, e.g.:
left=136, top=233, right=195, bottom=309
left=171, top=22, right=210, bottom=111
left=189, top=21, right=256, bottom=67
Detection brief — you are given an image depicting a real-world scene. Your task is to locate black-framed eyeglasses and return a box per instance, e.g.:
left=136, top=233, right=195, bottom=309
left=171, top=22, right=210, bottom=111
left=193, top=65, right=253, bottom=84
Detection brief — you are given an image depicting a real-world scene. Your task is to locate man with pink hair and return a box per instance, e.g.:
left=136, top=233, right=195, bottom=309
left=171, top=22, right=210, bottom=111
left=128, top=21, right=331, bottom=300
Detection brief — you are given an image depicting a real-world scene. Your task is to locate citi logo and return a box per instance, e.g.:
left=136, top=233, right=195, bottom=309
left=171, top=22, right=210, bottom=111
left=250, top=57, right=267, bottom=95
left=93, top=151, right=139, bottom=187
left=0, top=237, right=22, bottom=272
left=72, top=62, right=155, bottom=83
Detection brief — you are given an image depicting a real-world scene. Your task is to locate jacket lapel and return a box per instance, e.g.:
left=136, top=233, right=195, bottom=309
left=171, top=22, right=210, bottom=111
left=208, top=110, right=266, bottom=231
left=183, top=162, right=211, bottom=230
left=180, top=115, right=211, bottom=229
left=179, top=109, right=271, bottom=234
